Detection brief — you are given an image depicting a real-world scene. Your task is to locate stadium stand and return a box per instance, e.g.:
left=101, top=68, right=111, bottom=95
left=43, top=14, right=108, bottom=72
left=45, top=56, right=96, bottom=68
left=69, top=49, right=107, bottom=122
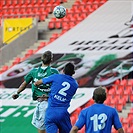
left=0, top=0, right=133, bottom=133
left=0, top=0, right=107, bottom=69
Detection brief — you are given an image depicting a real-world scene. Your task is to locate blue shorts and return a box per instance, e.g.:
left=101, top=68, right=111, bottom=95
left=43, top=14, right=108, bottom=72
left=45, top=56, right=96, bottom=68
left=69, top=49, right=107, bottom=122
left=45, top=107, right=72, bottom=133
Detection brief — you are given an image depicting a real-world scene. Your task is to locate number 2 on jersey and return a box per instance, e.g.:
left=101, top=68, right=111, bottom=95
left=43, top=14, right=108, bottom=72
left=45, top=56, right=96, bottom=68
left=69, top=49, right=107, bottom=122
left=58, top=82, right=70, bottom=96
left=90, top=113, right=107, bottom=131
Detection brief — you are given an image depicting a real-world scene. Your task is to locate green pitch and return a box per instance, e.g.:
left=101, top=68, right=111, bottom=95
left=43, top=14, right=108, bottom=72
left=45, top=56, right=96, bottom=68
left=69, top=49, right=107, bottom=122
left=0, top=106, right=37, bottom=133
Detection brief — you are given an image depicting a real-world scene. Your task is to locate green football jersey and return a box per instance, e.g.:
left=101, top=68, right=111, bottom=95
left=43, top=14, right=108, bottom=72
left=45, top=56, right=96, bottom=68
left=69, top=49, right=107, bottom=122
left=24, top=66, right=59, bottom=100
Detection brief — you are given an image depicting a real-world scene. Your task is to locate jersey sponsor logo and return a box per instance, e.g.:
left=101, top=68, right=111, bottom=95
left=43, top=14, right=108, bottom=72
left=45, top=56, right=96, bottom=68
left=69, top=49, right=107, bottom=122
left=38, top=72, right=47, bottom=77
left=38, top=87, right=50, bottom=92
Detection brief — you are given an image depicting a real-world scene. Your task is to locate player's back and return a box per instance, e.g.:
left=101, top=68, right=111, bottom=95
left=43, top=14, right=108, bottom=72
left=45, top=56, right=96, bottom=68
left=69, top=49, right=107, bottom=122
left=77, top=103, right=121, bottom=133
left=47, top=74, right=78, bottom=108
left=25, top=66, right=59, bottom=100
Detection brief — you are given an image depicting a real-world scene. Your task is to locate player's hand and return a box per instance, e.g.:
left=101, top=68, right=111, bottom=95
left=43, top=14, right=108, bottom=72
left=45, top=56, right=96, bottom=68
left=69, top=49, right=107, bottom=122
left=34, top=80, right=43, bottom=86
left=12, top=94, right=19, bottom=99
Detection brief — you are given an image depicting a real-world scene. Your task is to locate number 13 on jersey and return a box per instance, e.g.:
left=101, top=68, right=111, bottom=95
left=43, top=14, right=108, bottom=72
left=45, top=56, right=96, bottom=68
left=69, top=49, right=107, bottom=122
left=90, top=113, right=107, bottom=131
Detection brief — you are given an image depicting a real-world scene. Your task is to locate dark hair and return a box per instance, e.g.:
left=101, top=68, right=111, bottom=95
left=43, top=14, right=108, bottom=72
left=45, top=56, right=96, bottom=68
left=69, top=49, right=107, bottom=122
left=93, top=87, right=106, bottom=103
left=63, top=62, right=75, bottom=76
left=42, top=51, right=53, bottom=64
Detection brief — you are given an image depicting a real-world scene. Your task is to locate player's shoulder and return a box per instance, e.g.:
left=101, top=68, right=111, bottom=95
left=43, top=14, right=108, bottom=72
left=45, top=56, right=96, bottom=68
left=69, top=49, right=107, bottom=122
left=50, top=67, right=58, bottom=71
left=50, top=67, right=59, bottom=73
left=79, top=106, right=91, bottom=115
left=103, top=104, right=117, bottom=113
left=104, top=104, right=115, bottom=109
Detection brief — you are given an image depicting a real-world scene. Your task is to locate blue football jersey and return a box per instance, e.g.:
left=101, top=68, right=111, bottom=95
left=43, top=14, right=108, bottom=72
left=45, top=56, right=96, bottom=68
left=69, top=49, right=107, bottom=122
left=75, top=103, right=122, bottom=133
left=42, top=74, right=78, bottom=109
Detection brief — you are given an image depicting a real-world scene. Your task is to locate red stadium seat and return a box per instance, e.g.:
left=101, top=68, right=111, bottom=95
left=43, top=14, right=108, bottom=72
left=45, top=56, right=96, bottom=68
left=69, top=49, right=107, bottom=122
left=75, top=107, right=82, bottom=116
left=128, top=79, right=133, bottom=86
left=77, top=16, right=84, bottom=22
left=114, top=79, right=120, bottom=85
left=108, top=88, right=116, bottom=96
left=32, top=7, right=39, bottom=13
left=62, top=17, right=69, bottom=23
left=62, top=24, right=70, bottom=31
left=69, top=21, right=76, bottom=28
left=70, top=115, right=76, bottom=126
left=79, top=126, right=85, bottom=133
left=120, top=79, right=127, bottom=86
left=25, top=49, right=34, bottom=58
left=128, top=108, right=133, bottom=117
left=38, top=42, right=47, bottom=50
left=118, top=84, right=125, bottom=90
left=30, top=0, right=37, bottom=5
left=120, top=117, right=123, bottom=123
left=59, top=30, right=67, bottom=36
left=85, top=101, right=92, bottom=107
left=126, top=127, right=133, bottom=133
left=115, top=87, right=124, bottom=96
left=129, top=94, right=133, bottom=103
left=12, top=57, right=21, bottom=65
left=92, top=3, right=99, bottom=10
left=12, top=0, right=18, bottom=6
left=111, top=127, right=117, bottom=133
left=55, top=19, right=62, bottom=29
left=1, top=0, right=6, bottom=7
left=27, top=5, right=32, bottom=12
left=51, top=33, right=59, bottom=39
left=110, top=96, right=118, bottom=105
left=5, top=0, right=12, bottom=6
left=116, top=103, right=123, bottom=112
left=62, top=21, right=68, bottom=27
left=39, top=15, right=46, bottom=21
left=100, top=0, right=108, bottom=4
left=124, top=85, right=132, bottom=98
left=0, top=65, right=9, bottom=73
left=127, top=115, right=133, bottom=126
left=14, top=5, right=20, bottom=13
left=48, top=22, right=55, bottom=30
left=104, top=98, right=111, bottom=105
left=45, top=3, right=53, bottom=13
left=24, top=0, right=31, bottom=6
left=123, top=124, right=128, bottom=132
left=37, top=0, right=43, bottom=4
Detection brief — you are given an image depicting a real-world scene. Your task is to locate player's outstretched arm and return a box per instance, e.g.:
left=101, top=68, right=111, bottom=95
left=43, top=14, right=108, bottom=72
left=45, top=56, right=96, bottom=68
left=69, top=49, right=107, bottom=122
left=12, top=81, right=27, bottom=99
left=118, top=128, right=124, bottom=133
left=70, top=126, right=78, bottom=133
left=34, top=79, right=43, bottom=86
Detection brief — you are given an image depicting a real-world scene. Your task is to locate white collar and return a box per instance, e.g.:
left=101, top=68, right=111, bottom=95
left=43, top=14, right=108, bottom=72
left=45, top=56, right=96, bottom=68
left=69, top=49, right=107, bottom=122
left=41, top=66, right=48, bottom=70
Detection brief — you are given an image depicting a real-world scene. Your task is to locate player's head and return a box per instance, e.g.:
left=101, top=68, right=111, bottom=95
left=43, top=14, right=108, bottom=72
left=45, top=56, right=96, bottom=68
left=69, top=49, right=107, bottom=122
left=93, top=86, right=107, bottom=103
left=42, top=51, right=53, bottom=65
left=63, top=62, right=75, bottom=76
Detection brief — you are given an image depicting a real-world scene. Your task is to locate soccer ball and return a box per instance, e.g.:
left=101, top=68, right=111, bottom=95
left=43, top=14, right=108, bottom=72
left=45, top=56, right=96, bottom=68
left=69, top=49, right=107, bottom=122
left=53, top=5, right=66, bottom=19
